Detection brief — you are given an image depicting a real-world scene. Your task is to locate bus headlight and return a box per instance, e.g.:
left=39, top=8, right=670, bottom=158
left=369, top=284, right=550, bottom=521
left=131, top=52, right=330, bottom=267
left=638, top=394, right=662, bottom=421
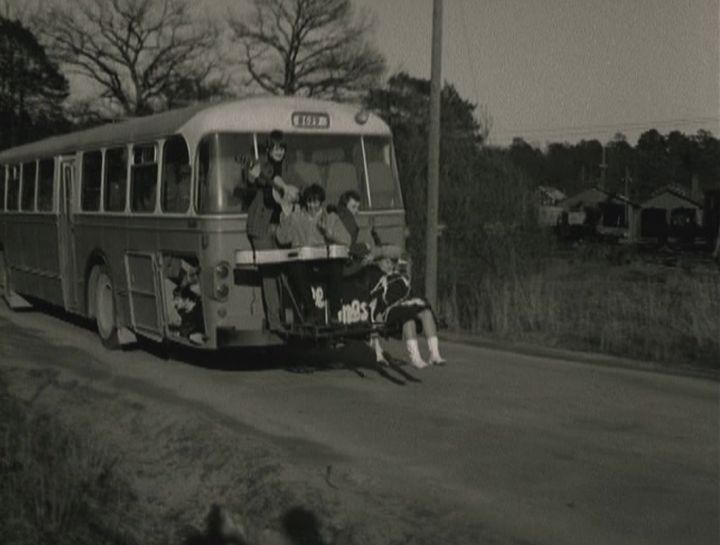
left=215, top=262, right=230, bottom=279
left=215, top=284, right=230, bottom=299
left=213, top=261, right=231, bottom=300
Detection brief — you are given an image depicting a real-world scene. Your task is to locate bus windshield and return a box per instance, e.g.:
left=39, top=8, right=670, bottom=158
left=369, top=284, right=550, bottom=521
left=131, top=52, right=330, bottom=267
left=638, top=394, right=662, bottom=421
left=196, top=132, right=402, bottom=214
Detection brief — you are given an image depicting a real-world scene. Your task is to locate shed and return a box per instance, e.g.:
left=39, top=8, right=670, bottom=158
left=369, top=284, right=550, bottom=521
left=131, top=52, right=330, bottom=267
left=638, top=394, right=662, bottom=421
left=536, top=185, right=566, bottom=226
left=561, top=187, right=641, bottom=240
left=640, top=188, right=703, bottom=239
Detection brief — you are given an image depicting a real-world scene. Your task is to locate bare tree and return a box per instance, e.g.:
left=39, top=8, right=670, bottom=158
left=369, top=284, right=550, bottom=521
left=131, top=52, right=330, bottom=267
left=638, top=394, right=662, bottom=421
left=229, top=0, right=385, bottom=99
left=40, top=0, right=229, bottom=116
left=0, top=0, right=42, bottom=24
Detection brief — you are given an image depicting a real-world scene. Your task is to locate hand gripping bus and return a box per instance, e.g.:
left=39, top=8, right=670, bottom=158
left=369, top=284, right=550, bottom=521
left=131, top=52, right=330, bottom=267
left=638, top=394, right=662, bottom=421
left=0, top=97, right=406, bottom=349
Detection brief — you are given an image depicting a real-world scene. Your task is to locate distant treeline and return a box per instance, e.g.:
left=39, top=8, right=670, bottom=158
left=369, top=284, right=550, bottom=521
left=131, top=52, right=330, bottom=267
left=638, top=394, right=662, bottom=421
left=504, top=130, right=720, bottom=203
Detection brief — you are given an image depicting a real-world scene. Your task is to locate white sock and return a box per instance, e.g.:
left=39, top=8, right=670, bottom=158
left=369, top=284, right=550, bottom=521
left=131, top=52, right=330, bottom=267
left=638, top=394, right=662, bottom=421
left=406, top=338, right=428, bottom=368
left=428, top=336, right=445, bottom=363
left=371, top=337, right=387, bottom=363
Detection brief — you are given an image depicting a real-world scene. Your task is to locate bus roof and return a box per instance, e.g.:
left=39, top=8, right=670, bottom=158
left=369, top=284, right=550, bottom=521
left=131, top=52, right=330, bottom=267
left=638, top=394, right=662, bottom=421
left=0, top=97, right=392, bottom=163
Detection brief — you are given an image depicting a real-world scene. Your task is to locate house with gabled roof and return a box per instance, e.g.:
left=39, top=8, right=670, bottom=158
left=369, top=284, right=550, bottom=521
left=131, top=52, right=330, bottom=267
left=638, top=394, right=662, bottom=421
left=560, top=186, right=641, bottom=240
left=640, top=186, right=703, bottom=239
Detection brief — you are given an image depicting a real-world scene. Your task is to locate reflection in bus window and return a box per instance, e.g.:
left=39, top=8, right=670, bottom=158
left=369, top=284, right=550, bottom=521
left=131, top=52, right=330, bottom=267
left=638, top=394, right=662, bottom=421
left=81, top=150, right=102, bottom=211
left=279, top=133, right=366, bottom=208
left=0, top=166, right=6, bottom=210
left=195, top=132, right=401, bottom=214
left=131, top=143, right=158, bottom=212
left=6, top=165, right=19, bottom=211
left=104, top=147, right=128, bottom=212
left=37, top=158, right=54, bottom=211
left=197, top=133, right=254, bottom=214
left=364, top=136, right=402, bottom=209
left=21, top=161, right=37, bottom=211
left=161, top=136, right=191, bottom=213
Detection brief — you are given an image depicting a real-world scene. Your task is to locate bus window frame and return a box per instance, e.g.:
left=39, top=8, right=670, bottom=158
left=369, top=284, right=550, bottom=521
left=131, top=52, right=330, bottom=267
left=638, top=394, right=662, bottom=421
left=80, top=149, right=104, bottom=213
left=20, top=160, right=38, bottom=213
left=6, top=164, right=20, bottom=212
left=360, top=137, right=371, bottom=206
left=102, top=144, right=131, bottom=215
left=194, top=131, right=258, bottom=216
left=130, top=141, right=160, bottom=215
left=160, top=135, right=192, bottom=216
left=361, top=135, right=404, bottom=212
left=36, top=157, right=56, bottom=214
left=0, top=164, right=6, bottom=212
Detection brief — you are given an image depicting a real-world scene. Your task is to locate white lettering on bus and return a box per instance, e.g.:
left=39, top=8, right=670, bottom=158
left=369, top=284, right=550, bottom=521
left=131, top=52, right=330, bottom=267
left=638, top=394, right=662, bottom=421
left=311, top=286, right=326, bottom=308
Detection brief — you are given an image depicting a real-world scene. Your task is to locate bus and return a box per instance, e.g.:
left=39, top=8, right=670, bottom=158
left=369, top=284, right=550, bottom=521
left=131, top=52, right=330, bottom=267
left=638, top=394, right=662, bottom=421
left=0, top=97, right=406, bottom=349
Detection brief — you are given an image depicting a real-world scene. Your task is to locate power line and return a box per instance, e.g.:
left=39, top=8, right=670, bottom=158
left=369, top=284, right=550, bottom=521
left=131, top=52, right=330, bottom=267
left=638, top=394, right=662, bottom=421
left=492, top=116, right=719, bottom=138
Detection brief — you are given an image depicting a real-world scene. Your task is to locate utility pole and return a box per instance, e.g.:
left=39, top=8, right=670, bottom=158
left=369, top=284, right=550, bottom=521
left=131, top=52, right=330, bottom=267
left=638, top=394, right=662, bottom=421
left=425, top=0, right=442, bottom=309
left=623, top=166, right=632, bottom=239
left=599, top=144, right=607, bottom=189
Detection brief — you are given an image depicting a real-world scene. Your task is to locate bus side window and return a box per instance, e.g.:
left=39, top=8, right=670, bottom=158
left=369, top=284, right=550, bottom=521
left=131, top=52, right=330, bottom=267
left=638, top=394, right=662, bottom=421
left=37, top=158, right=55, bottom=212
left=81, top=150, right=102, bottom=211
left=196, top=137, right=211, bottom=213
left=104, top=147, right=128, bottom=212
left=0, top=165, right=6, bottom=211
left=6, top=165, right=19, bottom=211
left=161, top=135, right=191, bottom=214
left=21, top=161, right=37, bottom=211
left=131, top=143, right=158, bottom=213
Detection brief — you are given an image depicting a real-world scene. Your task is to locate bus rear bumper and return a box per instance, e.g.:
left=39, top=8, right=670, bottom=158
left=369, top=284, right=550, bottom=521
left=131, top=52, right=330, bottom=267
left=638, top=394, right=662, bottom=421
left=215, top=321, right=388, bottom=347
left=276, top=321, right=388, bottom=342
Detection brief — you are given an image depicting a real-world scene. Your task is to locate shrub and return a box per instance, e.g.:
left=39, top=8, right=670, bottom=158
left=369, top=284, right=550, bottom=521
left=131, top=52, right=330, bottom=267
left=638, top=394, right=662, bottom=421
left=0, top=376, right=141, bottom=545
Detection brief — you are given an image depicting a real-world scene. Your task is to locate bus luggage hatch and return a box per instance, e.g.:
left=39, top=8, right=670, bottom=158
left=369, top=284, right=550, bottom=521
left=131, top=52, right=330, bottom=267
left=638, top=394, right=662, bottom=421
left=124, top=252, right=164, bottom=340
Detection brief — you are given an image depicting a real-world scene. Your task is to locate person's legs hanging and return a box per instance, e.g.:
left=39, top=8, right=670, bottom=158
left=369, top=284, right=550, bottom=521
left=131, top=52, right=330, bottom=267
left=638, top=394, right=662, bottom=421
left=403, top=319, right=428, bottom=369
left=250, top=234, right=282, bottom=330
left=325, top=260, right=344, bottom=323
left=287, top=261, right=315, bottom=323
left=419, top=309, right=445, bottom=364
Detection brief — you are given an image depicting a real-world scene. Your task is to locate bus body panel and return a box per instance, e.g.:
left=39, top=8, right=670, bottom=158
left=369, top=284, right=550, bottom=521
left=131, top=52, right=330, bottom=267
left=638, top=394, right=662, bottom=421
left=3, top=213, right=64, bottom=305
left=1, top=97, right=407, bottom=348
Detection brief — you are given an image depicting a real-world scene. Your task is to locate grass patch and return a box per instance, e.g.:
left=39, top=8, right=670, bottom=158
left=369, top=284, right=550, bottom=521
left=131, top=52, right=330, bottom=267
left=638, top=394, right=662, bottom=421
left=0, top=375, right=142, bottom=545
left=441, top=254, right=720, bottom=368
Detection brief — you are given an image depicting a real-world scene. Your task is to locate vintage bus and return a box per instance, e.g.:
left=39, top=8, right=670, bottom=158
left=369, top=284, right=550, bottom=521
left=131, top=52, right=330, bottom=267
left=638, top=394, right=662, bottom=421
left=0, top=97, right=406, bottom=349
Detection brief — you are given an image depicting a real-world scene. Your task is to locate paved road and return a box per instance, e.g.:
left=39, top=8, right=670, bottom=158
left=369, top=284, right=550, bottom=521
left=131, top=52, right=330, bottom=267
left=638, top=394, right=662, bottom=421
left=1, top=303, right=718, bottom=545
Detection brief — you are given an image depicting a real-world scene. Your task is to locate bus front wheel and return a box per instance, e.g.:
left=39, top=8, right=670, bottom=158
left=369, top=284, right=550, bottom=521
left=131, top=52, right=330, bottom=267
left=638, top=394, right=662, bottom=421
left=94, top=265, right=119, bottom=348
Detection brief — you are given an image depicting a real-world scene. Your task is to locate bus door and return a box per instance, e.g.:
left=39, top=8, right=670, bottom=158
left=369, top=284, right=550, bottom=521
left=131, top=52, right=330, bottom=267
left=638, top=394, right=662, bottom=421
left=58, top=157, right=79, bottom=312
left=124, top=251, right=164, bottom=340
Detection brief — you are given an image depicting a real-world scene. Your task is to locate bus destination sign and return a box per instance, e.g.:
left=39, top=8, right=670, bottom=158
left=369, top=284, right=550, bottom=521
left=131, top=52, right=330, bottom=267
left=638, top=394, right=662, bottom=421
left=291, top=111, right=330, bottom=129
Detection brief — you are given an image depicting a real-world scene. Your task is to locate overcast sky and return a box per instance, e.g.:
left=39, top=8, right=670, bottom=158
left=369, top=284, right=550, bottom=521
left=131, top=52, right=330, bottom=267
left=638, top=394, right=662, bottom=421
left=15, top=0, right=718, bottom=147
left=351, top=0, right=719, bottom=146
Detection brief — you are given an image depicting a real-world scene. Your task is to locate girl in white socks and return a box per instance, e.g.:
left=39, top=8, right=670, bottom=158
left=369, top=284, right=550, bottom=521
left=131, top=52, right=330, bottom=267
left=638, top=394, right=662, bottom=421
left=369, top=257, right=446, bottom=368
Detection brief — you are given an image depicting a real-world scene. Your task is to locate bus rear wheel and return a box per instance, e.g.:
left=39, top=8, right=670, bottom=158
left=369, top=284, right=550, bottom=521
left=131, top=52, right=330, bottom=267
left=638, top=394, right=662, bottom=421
left=94, top=265, right=119, bottom=348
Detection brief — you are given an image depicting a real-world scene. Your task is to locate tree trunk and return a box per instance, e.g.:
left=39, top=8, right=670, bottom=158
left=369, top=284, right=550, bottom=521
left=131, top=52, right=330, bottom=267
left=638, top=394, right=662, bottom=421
left=713, top=220, right=720, bottom=261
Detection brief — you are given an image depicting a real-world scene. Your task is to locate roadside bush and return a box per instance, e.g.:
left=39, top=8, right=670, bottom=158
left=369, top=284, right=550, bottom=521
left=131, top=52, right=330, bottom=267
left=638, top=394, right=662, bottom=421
left=0, top=376, right=141, bottom=545
left=448, top=257, right=720, bottom=368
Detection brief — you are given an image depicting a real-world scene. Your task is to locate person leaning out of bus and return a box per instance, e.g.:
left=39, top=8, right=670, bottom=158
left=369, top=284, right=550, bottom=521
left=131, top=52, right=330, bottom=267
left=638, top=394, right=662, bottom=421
left=242, top=130, right=299, bottom=331
left=369, top=256, right=446, bottom=369
left=275, top=183, right=350, bottom=324
left=333, top=190, right=402, bottom=277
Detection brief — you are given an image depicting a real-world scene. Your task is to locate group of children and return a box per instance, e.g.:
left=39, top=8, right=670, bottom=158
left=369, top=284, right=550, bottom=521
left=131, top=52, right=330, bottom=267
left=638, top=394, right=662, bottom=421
left=242, top=130, right=446, bottom=369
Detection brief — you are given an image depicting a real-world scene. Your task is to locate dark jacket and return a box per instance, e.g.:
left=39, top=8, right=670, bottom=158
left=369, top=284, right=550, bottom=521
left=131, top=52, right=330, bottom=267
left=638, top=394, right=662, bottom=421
left=247, top=159, right=283, bottom=240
